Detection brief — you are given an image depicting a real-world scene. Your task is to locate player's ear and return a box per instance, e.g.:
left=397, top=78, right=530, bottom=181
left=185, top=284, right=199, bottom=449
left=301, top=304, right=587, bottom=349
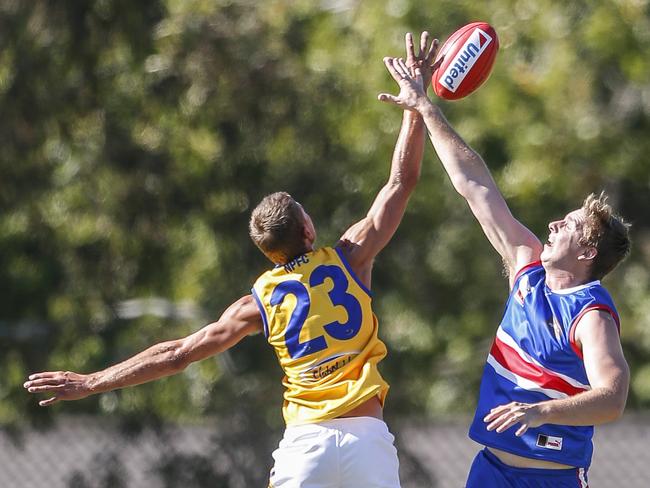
left=302, top=222, right=315, bottom=243
left=577, top=246, right=597, bottom=262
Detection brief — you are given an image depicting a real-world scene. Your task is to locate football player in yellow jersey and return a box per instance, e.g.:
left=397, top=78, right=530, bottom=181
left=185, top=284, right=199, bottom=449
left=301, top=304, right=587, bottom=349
left=24, top=33, right=441, bottom=487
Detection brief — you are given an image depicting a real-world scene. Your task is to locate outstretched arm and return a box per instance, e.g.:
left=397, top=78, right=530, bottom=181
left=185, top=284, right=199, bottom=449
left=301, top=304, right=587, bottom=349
left=24, top=295, right=263, bottom=406
left=340, top=33, right=439, bottom=288
left=378, top=58, right=542, bottom=284
left=483, top=310, right=629, bottom=435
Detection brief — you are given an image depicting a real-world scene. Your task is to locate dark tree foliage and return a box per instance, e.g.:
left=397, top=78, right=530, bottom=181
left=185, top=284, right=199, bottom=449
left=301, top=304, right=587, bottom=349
left=2, top=2, right=649, bottom=476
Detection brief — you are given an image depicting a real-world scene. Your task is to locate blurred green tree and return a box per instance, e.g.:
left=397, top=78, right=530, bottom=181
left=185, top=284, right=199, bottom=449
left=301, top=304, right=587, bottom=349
left=1, top=0, right=649, bottom=437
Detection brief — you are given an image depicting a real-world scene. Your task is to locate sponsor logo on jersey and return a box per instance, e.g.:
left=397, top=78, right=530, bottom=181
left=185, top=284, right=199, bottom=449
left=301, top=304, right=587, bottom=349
left=301, top=352, right=358, bottom=381
left=536, top=434, right=563, bottom=450
left=514, top=275, right=531, bottom=306
left=438, top=28, right=493, bottom=93
left=551, top=316, right=563, bottom=340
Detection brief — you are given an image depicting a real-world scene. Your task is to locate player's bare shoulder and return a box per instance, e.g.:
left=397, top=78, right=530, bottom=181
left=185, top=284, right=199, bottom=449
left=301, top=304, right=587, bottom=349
left=335, top=235, right=373, bottom=290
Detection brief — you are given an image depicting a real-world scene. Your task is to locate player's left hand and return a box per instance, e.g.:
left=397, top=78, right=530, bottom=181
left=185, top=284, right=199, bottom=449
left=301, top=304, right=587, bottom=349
left=404, top=31, right=443, bottom=87
left=378, top=57, right=426, bottom=110
left=483, top=401, right=544, bottom=437
left=24, top=371, right=93, bottom=406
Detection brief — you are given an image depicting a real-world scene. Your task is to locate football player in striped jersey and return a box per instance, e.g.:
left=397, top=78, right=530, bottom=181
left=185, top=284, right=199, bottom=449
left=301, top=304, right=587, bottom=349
left=379, top=57, right=631, bottom=487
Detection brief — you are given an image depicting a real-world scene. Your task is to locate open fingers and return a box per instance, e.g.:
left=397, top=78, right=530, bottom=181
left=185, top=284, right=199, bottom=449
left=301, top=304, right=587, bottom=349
left=377, top=93, right=400, bottom=104
left=486, top=410, right=511, bottom=431
left=393, top=58, right=411, bottom=80
left=492, top=411, right=526, bottom=433
left=26, top=383, right=68, bottom=394
left=383, top=57, right=402, bottom=82
left=405, top=32, right=416, bottom=67
left=24, top=372, right=68, bottom=390
left=427, top=39, right=440, bottom=67
left=484, top=404, right=511, bottom=422
left=24, top=377, right=65, bottom=389
left=39, top=396, right=60, bottom=407
left=515, top=423, right=530, bottom=437
left=420, top=31, right=430, bottom=59
left=383, top=57, right=412, bottom=83
left=27, top=371, right=62, bottom=381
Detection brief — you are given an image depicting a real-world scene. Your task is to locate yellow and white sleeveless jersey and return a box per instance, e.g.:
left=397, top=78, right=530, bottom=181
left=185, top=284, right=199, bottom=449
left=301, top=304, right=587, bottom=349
left=251, top=247, right=389, bottom=426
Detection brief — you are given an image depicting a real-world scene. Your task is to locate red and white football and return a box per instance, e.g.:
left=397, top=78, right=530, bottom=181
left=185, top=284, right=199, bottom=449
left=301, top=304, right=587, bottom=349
left=432, top=22, right=499, bottom=100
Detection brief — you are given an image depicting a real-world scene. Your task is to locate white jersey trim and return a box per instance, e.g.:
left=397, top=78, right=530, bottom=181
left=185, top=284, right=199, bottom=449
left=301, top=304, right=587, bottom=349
left=546, top=280, right=601, bottom=295
left=486, top=354, right=569, bottom=400
left=496, top=327, right=591, bottom=390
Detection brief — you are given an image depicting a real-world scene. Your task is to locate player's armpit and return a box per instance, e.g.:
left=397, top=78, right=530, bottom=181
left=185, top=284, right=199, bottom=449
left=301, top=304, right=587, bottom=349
left=464, top=187, right=543, bottom=283
left=338, top=180, right=413, bottom=269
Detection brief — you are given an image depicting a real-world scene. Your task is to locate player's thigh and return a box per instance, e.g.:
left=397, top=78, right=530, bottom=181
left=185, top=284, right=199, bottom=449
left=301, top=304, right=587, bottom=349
left=340, top=418, right=400, bottom=488
left=269, top=425, right=336, bottom=488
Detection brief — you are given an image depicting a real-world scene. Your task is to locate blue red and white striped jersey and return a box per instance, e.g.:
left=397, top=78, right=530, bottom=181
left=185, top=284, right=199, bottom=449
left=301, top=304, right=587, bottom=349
left=468, top=262, right=620, bottom=468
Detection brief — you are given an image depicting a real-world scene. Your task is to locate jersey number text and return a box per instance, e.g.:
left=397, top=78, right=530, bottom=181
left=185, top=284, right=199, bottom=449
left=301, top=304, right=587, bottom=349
left=270, top=265, right=362, bottom=359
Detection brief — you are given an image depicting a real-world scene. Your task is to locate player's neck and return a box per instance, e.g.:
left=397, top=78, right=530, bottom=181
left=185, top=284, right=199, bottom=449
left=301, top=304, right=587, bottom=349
left=544, top=265, right=593, bottom=291
left=274, top=246, right=315, bottom=266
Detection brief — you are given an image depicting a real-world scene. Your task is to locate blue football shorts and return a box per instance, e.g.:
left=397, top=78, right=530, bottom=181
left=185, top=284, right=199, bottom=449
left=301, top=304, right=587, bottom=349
left=465, top=448, right=589, bottom=488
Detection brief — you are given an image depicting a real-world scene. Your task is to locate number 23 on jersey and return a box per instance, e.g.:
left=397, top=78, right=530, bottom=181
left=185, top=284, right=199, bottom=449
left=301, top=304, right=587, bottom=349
left=271, top=264, right=362, bottom=359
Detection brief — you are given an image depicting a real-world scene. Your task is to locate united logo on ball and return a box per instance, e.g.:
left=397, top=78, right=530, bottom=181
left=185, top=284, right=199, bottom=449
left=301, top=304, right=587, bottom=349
left=432, top=22, right=499, bottom=100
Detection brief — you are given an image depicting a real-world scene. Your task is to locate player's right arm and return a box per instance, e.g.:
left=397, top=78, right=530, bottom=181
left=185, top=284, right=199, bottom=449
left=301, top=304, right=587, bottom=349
left=338, top=33, right=440, bottom=288
left=379, top=58, right=542, bottom=284
left=418, top=102, right=542, bottom=282
left=24, top=295, right=263, bottom=406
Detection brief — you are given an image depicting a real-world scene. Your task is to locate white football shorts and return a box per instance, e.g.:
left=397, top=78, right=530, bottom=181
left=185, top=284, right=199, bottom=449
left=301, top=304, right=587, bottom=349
left=268, top=416, right=400, bottom=488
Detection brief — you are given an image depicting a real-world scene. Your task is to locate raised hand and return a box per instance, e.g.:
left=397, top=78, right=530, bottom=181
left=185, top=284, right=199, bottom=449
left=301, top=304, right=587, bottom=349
left=377, top=57, right=428, bottom=111
left=404, top=31, right=442, bottom=87
left=24, top=371, right=92, bottom=406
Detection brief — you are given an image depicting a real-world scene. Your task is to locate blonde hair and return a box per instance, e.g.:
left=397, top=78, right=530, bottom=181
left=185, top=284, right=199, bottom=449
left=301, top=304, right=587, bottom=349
left=580, top=192, right=631, bottom=279
left=249, top=192, right=306, bottom=263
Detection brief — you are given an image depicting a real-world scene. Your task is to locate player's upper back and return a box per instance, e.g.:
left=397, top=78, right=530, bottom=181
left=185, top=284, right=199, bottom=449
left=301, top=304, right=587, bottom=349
left=251, top=247, right=388, bottom=425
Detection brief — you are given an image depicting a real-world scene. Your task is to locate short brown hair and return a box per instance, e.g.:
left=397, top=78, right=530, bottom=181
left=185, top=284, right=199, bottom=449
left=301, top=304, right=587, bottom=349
left=249, top=192, right=306, bottom=262
left=580, top=192, right=631, bottom=280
